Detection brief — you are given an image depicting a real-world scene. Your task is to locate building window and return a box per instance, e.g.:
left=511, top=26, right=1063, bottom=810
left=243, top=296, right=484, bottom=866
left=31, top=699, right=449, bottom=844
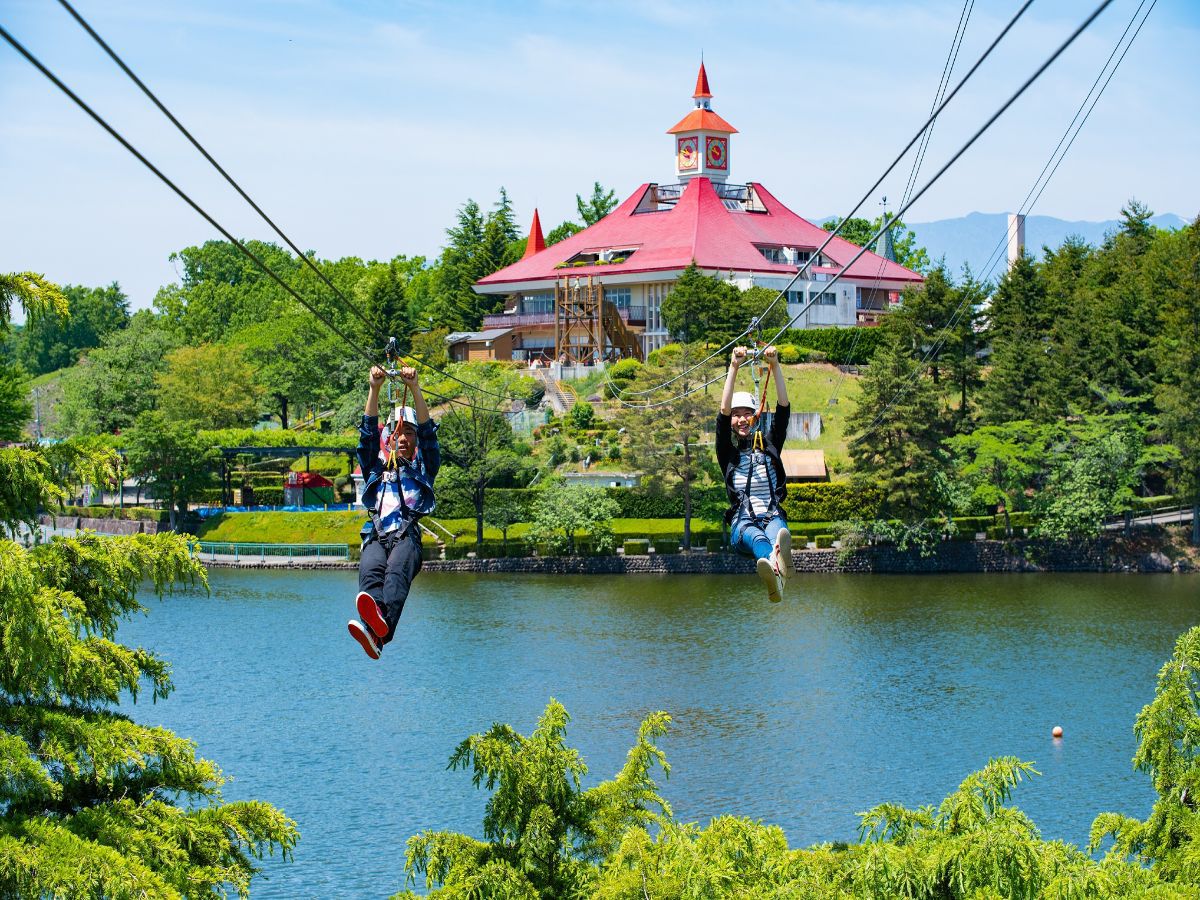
left=813, top=291, right=837, bottom=306
left=759, top=246, right=783, bottom=263
left=604, top=287, right=632, bottom=309
left=520, top=292, right=552, bottom=315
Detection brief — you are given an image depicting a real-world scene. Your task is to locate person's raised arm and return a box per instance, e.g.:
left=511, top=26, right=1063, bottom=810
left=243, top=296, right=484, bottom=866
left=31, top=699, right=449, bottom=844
left=398, top=366, right=430, bottom=424
left=763, top=345, right=788, bottom=408
left=720, top=346, right=748, bottom=415
left=365, top=365, right=385, bottom=417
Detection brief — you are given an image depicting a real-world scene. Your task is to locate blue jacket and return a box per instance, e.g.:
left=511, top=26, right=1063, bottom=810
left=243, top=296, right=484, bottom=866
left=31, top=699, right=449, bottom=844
left=358, top=414, right=440, bottom=538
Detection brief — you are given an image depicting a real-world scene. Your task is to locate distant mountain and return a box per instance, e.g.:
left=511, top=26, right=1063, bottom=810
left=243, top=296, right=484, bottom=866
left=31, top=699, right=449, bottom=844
left=902, top=212, right=1188, bottom=280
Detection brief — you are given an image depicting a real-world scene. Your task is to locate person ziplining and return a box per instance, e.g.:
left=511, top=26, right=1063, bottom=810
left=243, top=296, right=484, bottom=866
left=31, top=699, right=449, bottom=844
left=347, top=363, right=440, bottom=659
left=717, top=345, right=795, bottom=602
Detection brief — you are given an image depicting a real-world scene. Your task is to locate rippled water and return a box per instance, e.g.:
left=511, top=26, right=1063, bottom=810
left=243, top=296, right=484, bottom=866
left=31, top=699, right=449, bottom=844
left=118, top=570, right=1199, bottom=898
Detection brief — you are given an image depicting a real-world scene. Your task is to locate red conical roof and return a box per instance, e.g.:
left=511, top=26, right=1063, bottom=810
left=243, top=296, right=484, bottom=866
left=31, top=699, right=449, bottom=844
left=694, top=62, right=712, bottom=99
left=521, top=208, right=546, bottom=259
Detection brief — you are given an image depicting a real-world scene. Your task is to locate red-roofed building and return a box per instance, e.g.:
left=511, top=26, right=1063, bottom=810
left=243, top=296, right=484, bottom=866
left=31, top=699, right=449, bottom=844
left=474, top=65, right=922, bottom=360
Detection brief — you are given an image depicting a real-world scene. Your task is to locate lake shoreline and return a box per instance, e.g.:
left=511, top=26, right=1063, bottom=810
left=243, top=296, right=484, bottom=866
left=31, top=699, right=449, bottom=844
left=198, top=532, right=1198, bottom=575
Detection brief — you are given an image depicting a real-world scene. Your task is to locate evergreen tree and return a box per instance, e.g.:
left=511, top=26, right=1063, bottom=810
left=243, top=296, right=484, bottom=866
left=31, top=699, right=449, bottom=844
left=365, top=261, right=410, bottom=352
left=16, top=282, right=130, bottom=375
left=0, top=288, right=296, bottom=897
left=846, top=330, right=947, bottom=519
left=978, top=253, right=1054, bottom=423
left=0, top=362, right=31, bottom=440
left=1147, top=217, right=1200, bottom=544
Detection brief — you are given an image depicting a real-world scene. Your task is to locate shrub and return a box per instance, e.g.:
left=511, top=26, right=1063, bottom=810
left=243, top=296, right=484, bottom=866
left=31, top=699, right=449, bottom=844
left=777, top=326, right=885, bottom=365
left=705, top=537, right=724, bottom=552
left=443, top=543, right=470, bottom=560
left=652, top=539, right=679, bottom=555
left=781, top=483, right=883, bottom=522
left=623, top=539, right=649, bottom=555
left=815, top=534, right=835, bottom=549
left=421, top=543, right=442, bottom=562
left=776, top=343, right=802, bottom=364
left=506, top=543, right=532, bottom=558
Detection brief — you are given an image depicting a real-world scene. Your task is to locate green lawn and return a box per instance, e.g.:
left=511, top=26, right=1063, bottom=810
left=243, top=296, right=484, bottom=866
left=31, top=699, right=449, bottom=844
left=195, top=511, right=728, bottom=545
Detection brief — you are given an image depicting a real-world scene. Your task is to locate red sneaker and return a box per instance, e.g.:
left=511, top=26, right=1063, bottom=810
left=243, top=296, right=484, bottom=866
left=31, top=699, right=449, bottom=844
left=347, top=619, right=381, bottom=659
left=356, top=591, right=388, bottom=638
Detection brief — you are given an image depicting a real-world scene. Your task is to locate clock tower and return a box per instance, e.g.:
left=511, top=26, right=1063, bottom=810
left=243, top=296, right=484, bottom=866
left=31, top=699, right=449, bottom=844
left=668, top=62, right=737, bottom=183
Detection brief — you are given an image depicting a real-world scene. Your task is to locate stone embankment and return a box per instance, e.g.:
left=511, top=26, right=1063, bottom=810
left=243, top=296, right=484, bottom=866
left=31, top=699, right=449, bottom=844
left=194, top=536, right=1197, bottom=574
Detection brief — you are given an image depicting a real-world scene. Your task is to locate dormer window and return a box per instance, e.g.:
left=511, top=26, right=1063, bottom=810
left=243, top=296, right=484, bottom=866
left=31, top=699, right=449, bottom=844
left=757, top=246, right=817, bottom=266
left=560, top=248, right=638, bottom=268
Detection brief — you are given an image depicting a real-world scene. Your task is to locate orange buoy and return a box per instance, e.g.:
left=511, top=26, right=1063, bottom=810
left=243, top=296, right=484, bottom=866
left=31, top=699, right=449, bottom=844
left=1052, top=726, right=1063, bottom=738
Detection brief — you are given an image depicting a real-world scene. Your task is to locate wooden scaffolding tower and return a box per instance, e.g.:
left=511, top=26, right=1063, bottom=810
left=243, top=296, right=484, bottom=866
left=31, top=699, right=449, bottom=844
left=554, top=275, right=644, bottom=364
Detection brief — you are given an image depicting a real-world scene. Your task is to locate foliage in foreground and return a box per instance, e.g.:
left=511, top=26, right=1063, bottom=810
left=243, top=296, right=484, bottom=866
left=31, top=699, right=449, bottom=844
left=394, top=628, right=1200, bottom=899
left=1, top=280, right=296, bottom=898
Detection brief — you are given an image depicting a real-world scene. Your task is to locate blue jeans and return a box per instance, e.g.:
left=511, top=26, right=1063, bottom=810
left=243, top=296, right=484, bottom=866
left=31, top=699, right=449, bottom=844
left=731, top=514, right=788, bottom=561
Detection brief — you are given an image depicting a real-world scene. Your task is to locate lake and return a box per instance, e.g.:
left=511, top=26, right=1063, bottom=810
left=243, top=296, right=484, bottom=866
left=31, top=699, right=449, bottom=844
left=118, top=569, right=1198, bottom=898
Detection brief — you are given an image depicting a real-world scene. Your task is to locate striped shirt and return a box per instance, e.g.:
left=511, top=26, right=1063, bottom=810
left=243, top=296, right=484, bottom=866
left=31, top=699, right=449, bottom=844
left=732, top=448, right=775, bottom=519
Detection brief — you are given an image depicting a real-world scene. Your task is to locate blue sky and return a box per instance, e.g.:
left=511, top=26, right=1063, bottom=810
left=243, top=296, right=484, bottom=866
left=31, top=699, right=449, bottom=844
left=2, top=0, right=1197, bottom=310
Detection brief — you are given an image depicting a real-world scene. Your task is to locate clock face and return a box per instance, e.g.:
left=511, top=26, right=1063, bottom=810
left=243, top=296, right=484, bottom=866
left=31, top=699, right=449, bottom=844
left=705, top=136, right=728, bottom=170
left=677, top=137, right=699, bottom=171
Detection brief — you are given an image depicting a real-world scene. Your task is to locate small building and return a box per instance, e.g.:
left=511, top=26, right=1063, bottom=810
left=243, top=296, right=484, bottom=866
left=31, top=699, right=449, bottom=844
left=445, top=328, right=514, bottom=363
left=780, top=449, right=828, bottom=483
left=283, top=471, right=335, bottom=505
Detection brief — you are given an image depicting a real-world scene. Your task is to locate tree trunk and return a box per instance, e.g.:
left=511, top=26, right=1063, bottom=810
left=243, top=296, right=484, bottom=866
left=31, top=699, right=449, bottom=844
left=474, top=486, right=485, bottom=547
left=682, top=442, right=693, bottom=550
left=1193, top=503, right=1199, bottom=547
left=1124, top=510, right=1133, bottom=537
left=277, top=394, right=289, bottom=431
left=1003, top=507, right=1012, bottom=538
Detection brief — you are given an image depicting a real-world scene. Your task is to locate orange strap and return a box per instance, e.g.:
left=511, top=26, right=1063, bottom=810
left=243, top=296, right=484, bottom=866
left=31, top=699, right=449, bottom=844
left=750, top=361, right=771, bottom=450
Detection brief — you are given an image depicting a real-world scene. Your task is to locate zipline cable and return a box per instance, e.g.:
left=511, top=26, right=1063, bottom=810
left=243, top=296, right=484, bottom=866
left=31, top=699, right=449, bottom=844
left=847, top=0, right=1155, bottom=446
left=606, top=0, right=1035, bottom=401
left=37, top=4, right=525, bottom=406
left=615, top=0, right=1116, bottom=411
left=53, top=0, right=387, bottom=346
left=0, top=23, right=382, bottom=366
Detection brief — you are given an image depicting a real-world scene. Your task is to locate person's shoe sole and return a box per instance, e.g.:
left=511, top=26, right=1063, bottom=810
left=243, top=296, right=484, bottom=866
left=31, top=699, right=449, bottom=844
left=757, top=557, right=783, bottom=603
left=356, top=591, right=388, bottom=638
left=347, top=619, right=381, bottom=659
left=775, top=528, right=795, bottom=577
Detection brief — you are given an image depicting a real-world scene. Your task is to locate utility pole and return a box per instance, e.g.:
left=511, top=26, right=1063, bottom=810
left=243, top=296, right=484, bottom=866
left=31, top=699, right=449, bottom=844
left=33, top=386, right=41, bottom=440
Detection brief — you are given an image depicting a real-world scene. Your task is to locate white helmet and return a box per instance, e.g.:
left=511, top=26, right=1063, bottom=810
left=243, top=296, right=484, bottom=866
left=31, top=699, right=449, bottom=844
left=388, top=406, right=419, bottom=430
left=730, top=391, right=757, bottom=412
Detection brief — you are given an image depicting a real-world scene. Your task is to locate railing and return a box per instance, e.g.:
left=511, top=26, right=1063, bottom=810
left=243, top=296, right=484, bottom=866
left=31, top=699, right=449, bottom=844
left=194, top=541, right=349, bottom=561
left=484, top=307, right=647, bottom=328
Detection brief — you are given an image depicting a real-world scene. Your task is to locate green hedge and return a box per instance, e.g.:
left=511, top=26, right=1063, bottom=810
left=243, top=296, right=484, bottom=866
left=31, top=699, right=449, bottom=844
left=781, top=484, right=883, bottom=522
left=652, top=539, right=679, bottom=555
left=705, top=537, right=725, bottom=553
left=815, top=534, right=835, bottom=549
left=443, top=543, right=470, bottom=560
left=60, top=505, right=168, bottom=522
left=778, top=326, right=885, bottom=365
left=623, top=539, right=649, bottom=556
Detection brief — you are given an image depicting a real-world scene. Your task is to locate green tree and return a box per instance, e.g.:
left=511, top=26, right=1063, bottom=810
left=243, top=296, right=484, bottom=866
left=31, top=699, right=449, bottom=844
left=156, top=343, right=262, bottom=429
left=1032, top=417, right=1155, bottom=541
left=56, top=310, right=180, bottom=436
left=546, top=220, right=583, bottom=246
left=823, top=213, right=930, bottom=274
left=660, top=264, right=785, bottom=347
left=361, top=261, right=410, bottom=352
left=395, top=700, right=669, bottom=899
left=618, top=344, right=720, bottom=549
left=577, top=181, right=618, bottom=226
left=0, top=362, right=31, bottom=440
left=0, top=291, right=296, bottom=897
left=846, top=330, right=947, bottom=520
left=947, top=421, right=1047, bottom=534
left=482, top=490, right=526, bottom=552
left=233, top=313, right=346, bottom=430
left=15, top=282, right=129, bottom=375
left=123, top=410, right=217, bottom=528
left=0, top=272, right=68, bottom=327
left=154, top=240, right=298, bottom=344
left=1147, top=218, right=1200, bottom=544
left=978, top=253, right=1055, bottom=424
left=437, top=377, right=520, bottom=546
left=526, top=482, right=619, bottom=555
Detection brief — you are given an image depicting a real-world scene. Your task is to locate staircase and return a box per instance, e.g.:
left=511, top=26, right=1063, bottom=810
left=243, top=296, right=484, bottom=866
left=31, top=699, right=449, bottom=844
left=535, top=369, right=575, bottom=415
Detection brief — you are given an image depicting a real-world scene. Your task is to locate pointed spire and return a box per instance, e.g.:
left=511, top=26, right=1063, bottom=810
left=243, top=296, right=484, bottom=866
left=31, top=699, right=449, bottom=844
left=521, top=208, right=546, bottom=260
left=693, top=62, right=712, bottom=100
left=878, top=221, right=897, bottom=263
